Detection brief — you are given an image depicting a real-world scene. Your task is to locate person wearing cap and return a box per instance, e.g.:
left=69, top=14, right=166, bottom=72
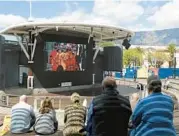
left=85, top=76, right=132, bottom=136
left=130, top=75, right=176, bottom=136
left=63, top=92, right=86, bottom=136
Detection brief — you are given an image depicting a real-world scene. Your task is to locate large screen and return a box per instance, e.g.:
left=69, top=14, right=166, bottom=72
left=44, top=42, right=87, bottom=72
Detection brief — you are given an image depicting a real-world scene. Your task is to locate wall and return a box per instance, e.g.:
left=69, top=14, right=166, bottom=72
left=115, top=67, right=179, bottom=79
left=158, top=68, right=179, bottom=79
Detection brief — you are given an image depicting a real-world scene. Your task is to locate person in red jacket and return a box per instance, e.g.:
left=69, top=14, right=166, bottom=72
left=49, top=43, right=58, bottom=71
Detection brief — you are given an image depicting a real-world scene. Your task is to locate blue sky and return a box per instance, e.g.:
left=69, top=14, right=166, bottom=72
left=0, top=0, right=178, bottom=31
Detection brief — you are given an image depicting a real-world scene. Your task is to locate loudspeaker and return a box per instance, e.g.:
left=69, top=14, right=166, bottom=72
left=122, top=39, right=131, bottom=50
left=103, top=46, right=122, bottom=71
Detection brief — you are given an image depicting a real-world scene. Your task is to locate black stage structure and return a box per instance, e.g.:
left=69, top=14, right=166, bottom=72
left=0, top=22, right=134, bottom=95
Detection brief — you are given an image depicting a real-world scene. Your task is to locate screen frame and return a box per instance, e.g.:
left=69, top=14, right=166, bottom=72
left=30, top=33, right=94, bottom=88
left=44, top=41, right=87, bottom=72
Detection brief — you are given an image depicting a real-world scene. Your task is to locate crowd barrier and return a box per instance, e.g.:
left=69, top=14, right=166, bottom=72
left=0, top=95, right=93, bottom=110
left=0, top=79, right=140, bottom=108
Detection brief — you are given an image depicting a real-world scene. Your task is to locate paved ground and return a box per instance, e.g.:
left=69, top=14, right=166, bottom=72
left=1, top=78, right=179, bottom=135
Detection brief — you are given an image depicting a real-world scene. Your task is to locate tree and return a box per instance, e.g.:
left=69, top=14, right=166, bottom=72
left=148, top=51, right=169, bottom=68
left=99, top=41, right=115, bottom=47
left=167, top=43, right=176, bottom=67
left=123, top=48, right=144, bottom=67
left=136, top=47, right=144, bottom=54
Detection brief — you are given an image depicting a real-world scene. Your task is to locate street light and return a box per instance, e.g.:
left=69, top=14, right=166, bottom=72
left=173, top=49, right=177, bottom=79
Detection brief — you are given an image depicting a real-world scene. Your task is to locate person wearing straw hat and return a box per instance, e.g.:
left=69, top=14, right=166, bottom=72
left=63, top=92, right=86, bottom=136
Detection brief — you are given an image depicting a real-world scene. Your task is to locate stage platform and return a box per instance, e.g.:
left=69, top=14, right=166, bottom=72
left=2, top=83, right=139, bottom=97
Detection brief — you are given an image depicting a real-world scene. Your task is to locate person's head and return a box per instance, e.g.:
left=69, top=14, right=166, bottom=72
left=54, top=43, right=58, bottom=50
left=102, top=76, right=117, bottom=90
left=66, top=43, right=72, bottom=52
left=147, top=75, right=162, bottom=94
left=71, top=92, right=80, bottom=104
left=39, top=97, right=54, bottom=114
left=19, top=95, right=27, bottom=103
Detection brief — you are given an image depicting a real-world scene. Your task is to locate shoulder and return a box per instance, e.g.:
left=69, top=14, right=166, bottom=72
left=12, top=103, right=32, bottom=111
left=64, top=104, right=73, bottom=111
left=35, top=112, right=42, bottom=117
left=50, top=109, right=56, bottom=115
left=142, top=93, right=173, bottom=104
left=162, top=93, right=174, bottom=104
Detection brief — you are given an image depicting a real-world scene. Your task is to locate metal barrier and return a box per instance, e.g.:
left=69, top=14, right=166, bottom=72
left=0, top=95, right=9, bottom=107
left=0, top=95, right=93, bottom=110
left=0, top=79, right=147, bottom=109
left=116, top=78, right=138, bottom=87
left=32, top=96, right=92, bottom=110
left=135, top=83, right=148, bottom=99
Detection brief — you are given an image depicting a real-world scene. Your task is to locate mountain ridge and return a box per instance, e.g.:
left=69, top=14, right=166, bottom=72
left=131, top=28, right=179, bottom=46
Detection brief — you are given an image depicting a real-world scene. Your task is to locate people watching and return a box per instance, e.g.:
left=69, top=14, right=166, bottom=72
left=86, top=76, right=132, bottom=136
left=130, top=75, right=176, bottom=136
left=33, top=97, right=58, bottom=135
left=63, top=92, right=86, bottom=136
left=10, top=95, right=35, bottom=134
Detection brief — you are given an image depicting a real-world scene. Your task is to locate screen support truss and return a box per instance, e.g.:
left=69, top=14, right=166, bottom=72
left=14, top=27, right=48, bottom=64
left=93, top=28, right=103, bottom=63
left=14, top=33, right=30, bottom=60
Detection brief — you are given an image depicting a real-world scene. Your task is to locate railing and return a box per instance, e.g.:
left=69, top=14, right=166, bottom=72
left=0, top=79, right=149, bottom=109
left=116, top=78, right=139, bottom=87
left=0, top=95, right=93, bottom=110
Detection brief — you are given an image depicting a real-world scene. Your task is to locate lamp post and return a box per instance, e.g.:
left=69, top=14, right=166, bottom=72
left=173, top=49, right=176, bottom=79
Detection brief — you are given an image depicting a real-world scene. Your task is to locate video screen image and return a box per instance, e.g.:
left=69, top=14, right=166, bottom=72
left=45, top=42, right=87, bottom=72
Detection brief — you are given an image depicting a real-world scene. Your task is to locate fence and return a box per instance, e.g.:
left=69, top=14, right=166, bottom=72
left=0, top=95, right=93, bottom=110
left=0, top=79, right=148, bottom=109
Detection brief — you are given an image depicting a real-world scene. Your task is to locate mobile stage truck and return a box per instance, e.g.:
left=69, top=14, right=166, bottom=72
left=0, top=22, right=134, bottom=95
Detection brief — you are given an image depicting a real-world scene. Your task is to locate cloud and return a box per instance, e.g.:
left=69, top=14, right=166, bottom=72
left=0, top=0, right=144, bottom=31
left=147, top=0, right=179, bottom=29
left=0, top=14, right=26, bottom=27
left=73, top=2, right=79, bottom=7
left=144, top=6, right=159, bottom=16
left=93, top=0, right=144, bottom=23
left=127, top=23, right=154, bottom=31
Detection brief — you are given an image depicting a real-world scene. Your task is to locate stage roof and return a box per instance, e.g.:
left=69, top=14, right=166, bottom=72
left=0, top=22, right=135, bottom=41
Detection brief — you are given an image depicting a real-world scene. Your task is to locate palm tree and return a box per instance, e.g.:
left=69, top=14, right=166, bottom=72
left=167, top=43, right=176, bottom=67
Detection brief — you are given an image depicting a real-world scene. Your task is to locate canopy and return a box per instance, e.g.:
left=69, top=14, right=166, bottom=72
left=0, top=22, right=134, bottom=41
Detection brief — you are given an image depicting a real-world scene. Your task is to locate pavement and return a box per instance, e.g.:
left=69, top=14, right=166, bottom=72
left=1, top=78, right=179, bottom=135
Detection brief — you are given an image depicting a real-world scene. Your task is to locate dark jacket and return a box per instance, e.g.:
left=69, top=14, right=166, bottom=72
left=86, top=88, right=132, bottom=136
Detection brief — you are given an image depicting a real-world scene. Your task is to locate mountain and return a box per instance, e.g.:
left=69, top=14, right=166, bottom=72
left=131, top=28, right=179, bottom=46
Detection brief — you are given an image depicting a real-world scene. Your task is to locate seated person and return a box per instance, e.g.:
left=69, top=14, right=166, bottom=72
left=63, top=93, right=86, bottom=136
left=130, top=75, right=176, bottom=136
left=86, top=77, right=132, bottom=136
left=11, top=95, right=35, bottom=134
left=34, top=97, right=58, bottom=135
